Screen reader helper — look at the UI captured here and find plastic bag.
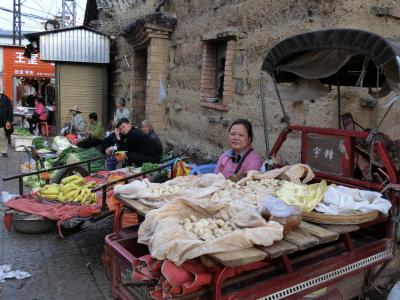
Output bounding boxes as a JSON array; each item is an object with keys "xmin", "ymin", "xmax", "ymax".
[
  {"xmin": 1, "ymin": 191, "xmax": 18, "ymax": 204},
  {"xmin": 172, "ymin": 160, "xmax": 191, "ymax": 177},
  {"xmin": 158, "ymin": 76, "xmax": 167, "ymax": 105}
]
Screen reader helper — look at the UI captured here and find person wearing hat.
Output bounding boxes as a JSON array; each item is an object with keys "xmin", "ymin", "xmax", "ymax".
[{"xmin": 70, "ymin": 105, "xmax": 86, "ymax": 137}]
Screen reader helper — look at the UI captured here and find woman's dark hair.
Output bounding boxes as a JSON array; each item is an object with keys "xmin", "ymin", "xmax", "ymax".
[
  {"xmin": 228, "ymin": 119, "xmax": 253, "ymax": 142},
  {"xmin": 116, "ymin": 118, "xmax": 130, "ymax": 128},
  {"xmin": 34, "ymin": 97, "xmax": 42, "ymax": 104},
  {"xmin": 89, "ymin": 112, "xmax": 97, "ymax": 121}
]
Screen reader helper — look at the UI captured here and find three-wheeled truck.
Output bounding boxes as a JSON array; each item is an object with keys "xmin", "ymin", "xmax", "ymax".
[{"xmin": 105, "ymin": 29, "xmax": 399, "ymax": 299}]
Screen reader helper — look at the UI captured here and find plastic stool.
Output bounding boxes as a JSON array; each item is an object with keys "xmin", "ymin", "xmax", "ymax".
[
  {"xmin": 37, "ymin": 122, "xmax": 49, "ymax": 137},
  {"xmin": 189, "ymin": 164, "xmax": 217, "ymax": 175}
]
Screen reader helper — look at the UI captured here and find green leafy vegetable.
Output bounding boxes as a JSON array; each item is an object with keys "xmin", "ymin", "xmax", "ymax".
[
  {"xmin": 14, "ymin": 127, "xmax": 32, "ymax": 136},
  {"xmin": 32, "ymin": 137, "xmax": 45, "ymax": 149}
]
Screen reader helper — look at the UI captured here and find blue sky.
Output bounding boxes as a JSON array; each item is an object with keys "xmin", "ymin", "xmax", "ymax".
[{"xmin": 0, "ymin": 0, "xmax": 87, "ymax": 32}]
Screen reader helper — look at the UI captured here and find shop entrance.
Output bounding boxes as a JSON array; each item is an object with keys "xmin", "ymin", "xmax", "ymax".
[{"xmin": 13, "ymin": 76, "xmax": 56, "ymax": 127}]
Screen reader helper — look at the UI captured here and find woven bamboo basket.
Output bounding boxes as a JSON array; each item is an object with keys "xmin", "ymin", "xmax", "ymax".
[{"xmin": 302, "ymin": 210, "xmax": 380, "ymax": 225}]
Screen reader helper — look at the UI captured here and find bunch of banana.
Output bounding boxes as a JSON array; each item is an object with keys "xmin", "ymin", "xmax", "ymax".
[
  {"xmin": 37, "ymin": 174, "xmax": 98, "ymax": 204},
  {"xmin": 38, "ymin": 184, "xmax": 60, "ymax": 200},
  {"xmin": 73, "ymin": 188, "xmax": 98, "ymax": 204},
  {"xmin": 61, "ymin": 175, "xmax": 85, "ymax": 186}
]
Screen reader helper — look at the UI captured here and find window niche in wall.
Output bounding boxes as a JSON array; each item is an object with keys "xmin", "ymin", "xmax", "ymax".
[{"xmin": 200, "ymin": 37, "xmax": 235, "ymax": 111}]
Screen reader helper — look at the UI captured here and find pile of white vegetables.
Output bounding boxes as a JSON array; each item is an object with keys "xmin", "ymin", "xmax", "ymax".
[{"xmin": 180, "ymin": 215, "xmax": 233, "ymax": 241}]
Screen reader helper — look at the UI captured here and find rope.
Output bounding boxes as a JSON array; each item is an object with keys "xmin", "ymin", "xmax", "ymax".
[
  {"xmin": 259, "ymin": 72, "xmax": 270, "ymax": 159},
  {"xmin": 272, "ymin": 73, "xmax": 290, "ymax": 126},
  {"xmin": 355, "ymin": 57, "xmax": 369, "ymax": 90},
  {"xmin": 364, "ymin": 129, "xmax": 383, "ymax": 181}
]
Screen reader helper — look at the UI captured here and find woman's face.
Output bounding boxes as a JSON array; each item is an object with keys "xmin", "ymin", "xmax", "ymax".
[
  {"xmin": 228, "ymin": 124, "xmax": 251, "ymax": 154},
  {"xmin": 116, "ymin": 102, "xmax": 122, "ymax": 109}
]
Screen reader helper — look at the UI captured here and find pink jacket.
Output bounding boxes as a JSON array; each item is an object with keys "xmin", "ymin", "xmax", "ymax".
[
  {"xmin": 35, "ymin": 103, "xmax": 47, "ymax": 121},
  {"xmin": 215, "ymin": 148, "xmax": 264, "ymax": 177}
]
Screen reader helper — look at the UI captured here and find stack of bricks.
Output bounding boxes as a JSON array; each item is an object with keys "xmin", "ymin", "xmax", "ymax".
[
  {"xmin": 146, "ymin": 35, "xmax": 170, "ymax": 137},
  {"xmin": 131, "ymin": 48, "xmax": 147, "ymax": 124},
  {"xmin": 200, "ymin": 43, "xmax": 218, "ymax": 100}
]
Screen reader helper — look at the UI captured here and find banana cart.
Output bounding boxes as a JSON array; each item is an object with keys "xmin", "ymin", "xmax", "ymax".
[{"xmin": 105, "ymin": 29, "xmax": 399, "ymax": 300}]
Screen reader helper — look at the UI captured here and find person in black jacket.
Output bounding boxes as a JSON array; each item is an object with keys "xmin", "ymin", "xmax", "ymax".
[
  {"xmin": 106, "ymin": 118, "xmax": 163, "ymax": 166},
  {"xmin": 0, "ymin": 94, "xmax": 13, "ymax": 157}
]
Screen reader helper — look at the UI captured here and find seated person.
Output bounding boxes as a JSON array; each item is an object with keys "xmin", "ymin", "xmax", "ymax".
[
  {"xmin": 215, "ymin": 118, "xmax": 263, "ymax": 177},
  {"xmin": 101, "ymin": 96, "xmax": 131, "ymax": 153},
  {"xmin": 27, "ymin": 97, "xmax": 47, "ymax": 134},
  {"xmin": 113, "ymin": 96, "xmax": 131, "ymax": 126},
  {"xmin": 106, "ymin": 118, "xmax": 162, "ymax": 166},
  {"xmin": 70, "ymin": 105, "xmax": 86, "ymax": 137},
  {"xmin": 77, "ymin": 112, "xmax": 105, "ymax": 149},
  {"xmin": 140, "ymin": 118, "xmax": 163, "ymax": 153}
]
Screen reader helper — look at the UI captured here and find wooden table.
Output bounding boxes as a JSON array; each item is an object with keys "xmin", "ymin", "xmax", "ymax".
[{"xmin": 117, "ymin": 195, "xmax": 358, "ymax": 267}]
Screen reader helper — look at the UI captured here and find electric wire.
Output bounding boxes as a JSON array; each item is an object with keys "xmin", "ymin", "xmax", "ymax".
[
  {"xmin": 0, "ymin": 6, "xmax": 49, "ymax": 20},
  {"xmin": 22, "ymin": 3, "xmax": 55, "ymax": 17},
  {"xmin": 33, "ymin": 0, "xmax": 49, "ymax": 13}
]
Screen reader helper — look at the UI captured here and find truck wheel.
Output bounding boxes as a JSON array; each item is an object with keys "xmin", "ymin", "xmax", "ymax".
[{"xmin": 51, "ymin": 166, "xmax": 89, "ymax": 184}]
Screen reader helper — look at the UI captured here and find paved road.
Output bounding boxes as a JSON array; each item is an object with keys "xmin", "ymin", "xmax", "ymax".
[{"xmin": 0, "ymin": 146, "xmax": 113, "ymax": 300}]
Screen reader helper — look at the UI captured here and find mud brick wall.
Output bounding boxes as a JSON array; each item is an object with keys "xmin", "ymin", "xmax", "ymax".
[{"xmin": 110, "ymin": 0, "xmax": 400, "ymax": 163}]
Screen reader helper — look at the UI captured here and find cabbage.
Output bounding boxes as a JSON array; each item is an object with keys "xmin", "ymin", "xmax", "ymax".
[{"xmin": 276, "ymin": 180, "xmax": 328, "ymax": 212}]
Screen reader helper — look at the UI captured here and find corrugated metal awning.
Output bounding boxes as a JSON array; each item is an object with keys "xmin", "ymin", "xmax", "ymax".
[{"xmin": 25, "ymin": 26, "xmax": 110, "ymax": 64}]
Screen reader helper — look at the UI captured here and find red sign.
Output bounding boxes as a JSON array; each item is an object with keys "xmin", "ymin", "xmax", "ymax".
[{"xmin": 3, "ymin": 46, "xmax": 55, "ymax": 99}]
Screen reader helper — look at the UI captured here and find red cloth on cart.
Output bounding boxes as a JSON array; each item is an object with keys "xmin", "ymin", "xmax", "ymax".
[
  {"xmin": 4, "ymin": 191, "xmax": 110, "ymax": 238},
  {"xmin": 132, "ymin": 255, "xmax": 268, "ymax": 299},
  {"xmin": 4, "ymin": 171, "xmax": 131, "ymax": 238}
]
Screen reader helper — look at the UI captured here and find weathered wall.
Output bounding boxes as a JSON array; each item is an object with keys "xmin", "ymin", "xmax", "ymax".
[
  {"xmin": 109, "ymin": 0, "xmax": 400, "ymax": 162},
  {"xmin": 108, "ymin": 38, "xmax": 135, "ymax": 125},
  {"xmin": 159, "ymin": 0, "xmax": 400, "ymax": 163}
]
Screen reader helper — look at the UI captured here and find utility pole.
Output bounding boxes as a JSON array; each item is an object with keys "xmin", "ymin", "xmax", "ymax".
[
  {"xmin": 62, "ymin": 0, "xmax": 76, "ymax": 28},
  {"xmin": 13, "ymin": 0, "xmax": 22, "ymax": 45}
]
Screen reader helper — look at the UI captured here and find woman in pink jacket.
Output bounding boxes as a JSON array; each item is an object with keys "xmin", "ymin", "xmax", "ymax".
[
  {"xmin": 28, "ymin": 97, "xmax": 47, "ymax": 134},
  {"xmin": 215, "ymin": 119, "xmax": 264, "ymax": 178}
]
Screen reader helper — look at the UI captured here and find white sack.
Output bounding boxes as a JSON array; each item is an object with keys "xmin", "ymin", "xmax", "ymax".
[{"xmin": 316, "ymin": 185, "xmax": 392, "ymax": 215}]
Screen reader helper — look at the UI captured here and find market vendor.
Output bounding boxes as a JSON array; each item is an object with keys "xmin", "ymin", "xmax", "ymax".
[
  {"xmin": 27, "ymin": 97, "xmax": 47, "ymax": 134},
  {"xmin": 112, "ymin": 96, "xmax": 131, "ymax": 126},
  {"xmin": 215, "ymin": 119, "xmax": 263, "ymax": 177},
  {"xmin": 106, "ymin": 118, "xmax": 162, "ymax": 166},
  {"xmin": 70, "ymin": 105, "xmax": 86, "ymax": 137},
  {"xmin": 101, "ymin": 96, "xmax": 131, "ymax": 153},
  {"xmin": 76, "ymin": 112, "xmax": 105, "ymax": 148}
]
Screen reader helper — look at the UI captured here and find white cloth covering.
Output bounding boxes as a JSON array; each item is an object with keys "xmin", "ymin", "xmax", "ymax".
[{"xmin": 316, "ymin": 185, "xmax": 392, "ymax": 215}]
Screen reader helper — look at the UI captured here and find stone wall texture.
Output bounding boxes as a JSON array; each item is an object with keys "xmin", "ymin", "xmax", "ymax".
[{"xmin": 110, "ymin": 0, "xmax": 400, "ymax": 163}]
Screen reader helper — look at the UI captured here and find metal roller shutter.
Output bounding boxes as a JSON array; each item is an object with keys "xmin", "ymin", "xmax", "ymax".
[{"xmin": 58, "ymin": 63, "xmax": 104, "ymax": 129}]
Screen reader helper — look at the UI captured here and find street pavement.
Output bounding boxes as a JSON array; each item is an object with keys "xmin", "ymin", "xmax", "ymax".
[{"xmin": 0, "ymin": 146, "xmax": 113, "ymax": 300}]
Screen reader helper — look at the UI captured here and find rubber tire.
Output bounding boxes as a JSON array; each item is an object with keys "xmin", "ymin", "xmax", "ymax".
[
  {"xmin": 51, "ymin": 165, "xmax": 89, "ymax": 184},
  {"xmin": 60, "ymin": 219, "xmax": 85, "ymax": 234}
]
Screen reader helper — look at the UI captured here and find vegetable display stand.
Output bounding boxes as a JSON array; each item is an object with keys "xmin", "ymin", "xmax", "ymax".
[{"xmin": 12, "ymin": 134, "xmax": 36, "ymax": 151}]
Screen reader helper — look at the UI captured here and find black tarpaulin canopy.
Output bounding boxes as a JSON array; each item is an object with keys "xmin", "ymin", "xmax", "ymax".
[
  {"xmin": 260, "ymin": 29, "xmax": 400, "ymax": 102},
  {"xmin": 258, "ymin": 29, "xmax": 400, "ymax": 155}
]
